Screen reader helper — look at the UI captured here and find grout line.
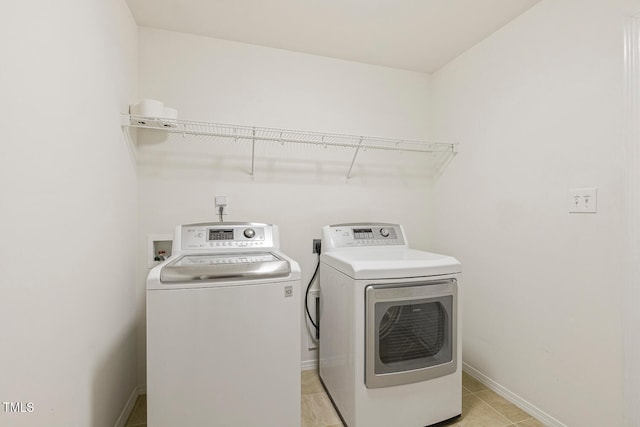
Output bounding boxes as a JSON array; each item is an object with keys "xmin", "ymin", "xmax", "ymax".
[
  {"xmin": 467, "ymin": 390, "xmax": 516, "ymax": 427},
  {"xmin": 471, "ymin": 389, "xmax": 539, "ymax": 425},
  {"xmin": 463, "ymin": 363, "xmax": 562, "ymax": 427}
]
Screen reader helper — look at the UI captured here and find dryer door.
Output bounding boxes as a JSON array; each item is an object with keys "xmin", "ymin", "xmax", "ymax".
[{"xmin": 365, "ymin": 279, "xmax": 457, "ymax": 388}]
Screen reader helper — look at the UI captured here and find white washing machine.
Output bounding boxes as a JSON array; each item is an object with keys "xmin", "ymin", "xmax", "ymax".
[
  {"xmin": 147, "ymin": 222, "xmax": 301, "ymax": 427},
  {"xmin": 319, "ymin": 223, "xmax": 462, "ymax": 427}
]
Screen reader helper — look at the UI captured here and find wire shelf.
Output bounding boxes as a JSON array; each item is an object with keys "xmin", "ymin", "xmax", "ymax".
[{"xmin": 123, "ymin": 114, "xmax": 457, "ymax": 178}]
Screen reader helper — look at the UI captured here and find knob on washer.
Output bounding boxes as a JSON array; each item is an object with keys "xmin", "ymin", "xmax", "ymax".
[
  {"xmin": 244, "ymin": 228, "xmax": 256, "ymax": 238},
  {"xmin": 380, "ymin": 228, "xmax": 390, "ymax": 237}
]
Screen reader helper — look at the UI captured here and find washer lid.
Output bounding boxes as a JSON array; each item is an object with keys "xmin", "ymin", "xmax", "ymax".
[
  {"xmin": 321, "ymin": 248, "xmax": 461, "ymax": 280},
  {"xmin": 160, "ymin": 252, "xmax": 291, "ymax": 283}
]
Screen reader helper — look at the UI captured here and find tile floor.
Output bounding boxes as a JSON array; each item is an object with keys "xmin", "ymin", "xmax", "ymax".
[
  {"xmin": 125, "ymin": 394, "xmax": 146, "ymax": 427},
  {"xmin": 125, "ymin": 370, "xmax": 545, "ymax": 427}
]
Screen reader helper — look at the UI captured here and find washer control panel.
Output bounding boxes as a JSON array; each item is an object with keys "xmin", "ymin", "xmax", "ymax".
[
  {"xmin": 324, "ymin": 223, "xmax": 406, "ymax": 248},
  {"xmin": 180, "ymin": 223, "xmax": 273, "ymax": 250}
]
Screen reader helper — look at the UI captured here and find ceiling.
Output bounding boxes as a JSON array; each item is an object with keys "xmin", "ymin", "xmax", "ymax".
[{"xmin": 125, "ymin": 0, "xmax": 541, "ymax": 73}]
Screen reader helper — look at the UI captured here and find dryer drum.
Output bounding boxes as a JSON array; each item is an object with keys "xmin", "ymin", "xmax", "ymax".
[{"xmin": 378, "ymin": 302, "xmax": 446, "ymax": 364}]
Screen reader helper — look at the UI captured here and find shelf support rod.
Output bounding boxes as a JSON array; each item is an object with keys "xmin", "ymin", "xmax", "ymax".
[
  {"xmin": 347, "ymin": 138, "xmax": 364, "ymax": 179},
  {"xmin": 250, "ymin": 127, "xmax": 256, "ymax": 176}
]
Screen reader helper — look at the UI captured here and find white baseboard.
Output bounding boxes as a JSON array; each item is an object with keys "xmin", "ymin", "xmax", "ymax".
[
  {"xmin": 463, "ymin": 362, "xmax": 566, "ymax": 427},
  {"xmin": 114, "ymin": 385, "xmax": 144, "ymax": 427},
  {"xmin": 301, "ymin": 359, "xmax": 318, "ymax": 371}
]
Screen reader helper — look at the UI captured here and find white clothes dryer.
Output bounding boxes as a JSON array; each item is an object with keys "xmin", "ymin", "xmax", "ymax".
[
  {"xmin": 319, "ymin": 223, "xmax": 462, "ymax": 427},
  {"xmin": 147, "ymin": 222, "xmax": 301, "ymax": 427}
]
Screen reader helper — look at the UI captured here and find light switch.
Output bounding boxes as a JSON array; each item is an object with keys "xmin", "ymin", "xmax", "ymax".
[{"xmin": 568, "ymin": 188, "xmax": 597, "ymax": 213}]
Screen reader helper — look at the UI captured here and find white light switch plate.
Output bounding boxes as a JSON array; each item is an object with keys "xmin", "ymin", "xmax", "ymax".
[{"xmin": 568, "ymin": 188, "xmax": 597, "ymax": 213}]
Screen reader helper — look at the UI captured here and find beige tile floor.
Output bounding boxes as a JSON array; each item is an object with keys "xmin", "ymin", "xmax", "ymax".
[
  {"xmin": 125, "ymin": 394, "xmax": 146, "ymax": 427},
  {"xmin": 126, "ymin": 370, "xmax": 545, "ymax": 427}
]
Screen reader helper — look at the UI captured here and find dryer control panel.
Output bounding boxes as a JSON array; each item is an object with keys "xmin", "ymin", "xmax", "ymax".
[
  {"xmin": 322, "ymin": 223, "xmax": 406, "ymax": 249},
  {"xmin": 177, "ymin": 222, "xmax": 276, "ymax": 251}
]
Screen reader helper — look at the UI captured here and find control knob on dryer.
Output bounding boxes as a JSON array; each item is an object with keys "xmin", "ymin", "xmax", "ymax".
[
  {"xmin": 244, "ymin": 228, "xmax": 256, "ymax": 238},
  {"xmin": 380, "ymin": 228, "xmax": 390, "ymax": 237}
]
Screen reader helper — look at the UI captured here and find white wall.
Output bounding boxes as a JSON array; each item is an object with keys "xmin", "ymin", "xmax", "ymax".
[
  {"xmin": 624, "ymin": 12, "xmax": 640, "ymax": 427},
  {"xmin": 0, "ymin": 1, "xmax": 138, "ymax": 426},
  {"xmin": 135, "ymin": 27, "xmax": 435, "ymax": 382},
  {"xmin": 430, "ymin": 0, "xmax": 639, "ymax": 425}
]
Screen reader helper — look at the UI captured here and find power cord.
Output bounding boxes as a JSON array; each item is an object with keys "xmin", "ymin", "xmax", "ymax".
[{"xmin": 305, "ymin": 247, "xmax": 321, "ymax": 339}]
